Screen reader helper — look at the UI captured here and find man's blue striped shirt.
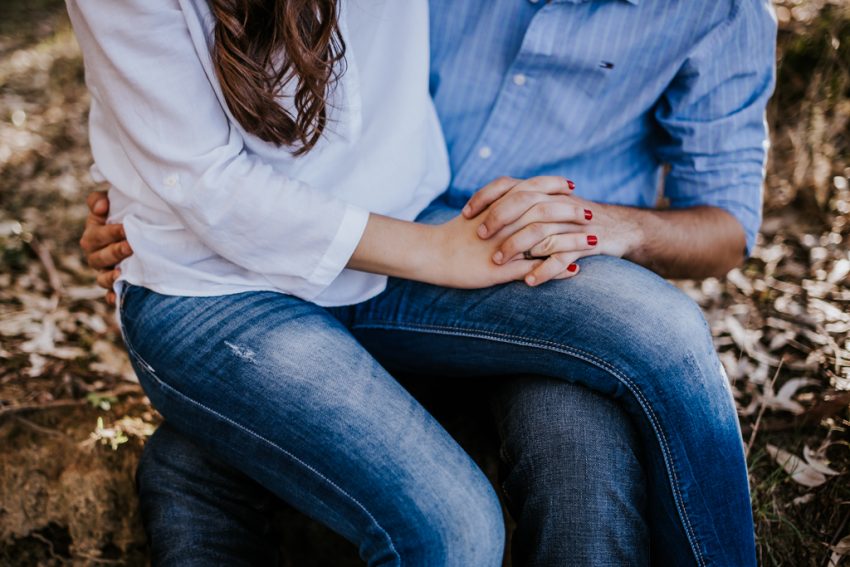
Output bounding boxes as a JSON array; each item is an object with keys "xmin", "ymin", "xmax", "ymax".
[{"xmin": 429, "ymin": 0, "xmax": 777, "ymax": 252}]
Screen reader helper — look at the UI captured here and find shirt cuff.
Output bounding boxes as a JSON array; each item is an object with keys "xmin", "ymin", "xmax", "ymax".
[{"xmin": 303, "ymin": 203, "xmax": 371, "ymax": 299}]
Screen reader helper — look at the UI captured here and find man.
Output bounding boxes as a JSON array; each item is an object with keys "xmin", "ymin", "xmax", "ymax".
[{"xmin": 80, "ymin": 1, "xmax": 776, "ymax": 565}]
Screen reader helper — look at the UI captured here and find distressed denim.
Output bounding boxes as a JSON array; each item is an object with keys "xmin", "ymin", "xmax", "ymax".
[
  {"xmin": 136, "ymin": 375, "xmax": 649, "ymax": 567},
  {"xmin": 121, "ymin": 201, "xmax": 754, "ymax": 567}
]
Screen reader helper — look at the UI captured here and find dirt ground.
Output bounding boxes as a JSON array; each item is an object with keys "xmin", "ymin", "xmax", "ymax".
[{"xmin": 1, "ymin": 1, "xmax": 849, "ymax": 565}]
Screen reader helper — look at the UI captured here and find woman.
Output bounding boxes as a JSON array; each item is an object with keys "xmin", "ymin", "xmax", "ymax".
[{"xmin": 68, "ymin": 0, "xmax": 755, "ymax": 565}]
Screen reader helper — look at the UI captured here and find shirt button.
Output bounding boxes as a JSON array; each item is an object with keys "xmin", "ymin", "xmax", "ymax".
[
  {"xmin": 513, "ymin": 73, "xmax": 527, "ymax": 86},
  {"xmin": 164, "ymin": 174, "xmax": 178, "ymax": 187},
  {"xmin": 478, "ymin": 146, "xmax": 493, "ymax": 159}
]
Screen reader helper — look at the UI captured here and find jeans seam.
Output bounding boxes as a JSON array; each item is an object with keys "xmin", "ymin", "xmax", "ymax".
[
  {"xmin": 123, "ymin": 340, "xmax": 402, "ymax": 565},
  {"xmin": 353, "ymin": 320, "xmax": 706, "ymax": 567}
]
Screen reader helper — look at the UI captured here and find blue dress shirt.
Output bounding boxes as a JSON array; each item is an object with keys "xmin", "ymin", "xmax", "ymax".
[{"xmin": 429, "ymin": 0, "xmax": 777, "ymax": 253}]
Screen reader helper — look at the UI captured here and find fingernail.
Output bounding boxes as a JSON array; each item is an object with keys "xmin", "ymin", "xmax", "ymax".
[
  {"xmin": 567, "ymin": 264, "xmax": 578, "ymax": 273},
  {"xmin": 526, "ymin": 275, "xmax": 536, "ymax": 286},
  {"xmin": 566, "ymin": 179, "xmax": 575, "ymax": 190},
  {"xmin": 121, "ymin": 242, "xmax": 132, "ymax": 255},
  {"xmin": 477, "ymin": 224, "xmax": 488, "ymax": 237},
  {"xmin": 584, "ymin": 209, "xmax": 593, "ymax": 221},
  {"xmin": 492, "ymin": 251, "xmax": 503, "ymax": 264},
  {"xmin": 462, "ymin": 205, "xmax": 472, "ymax": 217},
  {"xmin": 587, "ymin": 235, "xmax": 598, "ymax": 246}
]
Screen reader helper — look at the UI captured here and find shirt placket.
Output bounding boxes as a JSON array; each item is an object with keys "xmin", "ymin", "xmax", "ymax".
[{"xmin": 450, "ymin": 4, "xmax": 560, "ymax": 196}]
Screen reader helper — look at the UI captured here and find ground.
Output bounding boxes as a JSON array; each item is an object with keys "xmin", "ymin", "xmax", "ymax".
[{"xmin": 0, "ymin": 1, "xmax": 848, "ymax": 565}]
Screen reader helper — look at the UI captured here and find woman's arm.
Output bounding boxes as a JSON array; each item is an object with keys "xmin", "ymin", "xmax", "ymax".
[{"xmin": 349, "ymin": 213, "xmax": 540, "ymax": 289}]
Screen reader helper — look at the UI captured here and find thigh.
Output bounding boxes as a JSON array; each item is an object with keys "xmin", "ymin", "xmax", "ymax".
[
  {"xmin": 120, "ymin": 286, "xmax": 504, "ymax": 567},
  {"xmin": 350, "ymin": 255, "xmax": 752, "ymax": 566}
]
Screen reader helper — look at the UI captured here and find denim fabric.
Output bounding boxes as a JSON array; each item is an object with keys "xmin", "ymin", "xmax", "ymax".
[
  {"xmin": 122, "ymin": 202, "xmax": 754, "ymax": 567},
  {"xmin": 137, "ymin": 376, "xmax": 649, "ymax": 567}
]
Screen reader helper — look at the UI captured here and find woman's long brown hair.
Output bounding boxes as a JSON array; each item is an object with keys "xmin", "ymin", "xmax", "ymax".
[{"xmin": 209, "ymin": 0, "xmax": 345, "ymax": 155}]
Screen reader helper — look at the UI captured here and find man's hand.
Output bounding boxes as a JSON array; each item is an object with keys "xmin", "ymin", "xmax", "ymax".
[
  {"xmin": 463, "ymin": 177, "xmax": 613, "ymax": 285},
  {"xmin": 80, "ymin": 191, "xmax": 132, "ymax": 305},
  {"xmin": 464, "ymin": 178, "xmax": 746, "ymax": 281}
]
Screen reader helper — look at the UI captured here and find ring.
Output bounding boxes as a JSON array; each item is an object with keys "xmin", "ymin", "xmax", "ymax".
[{"xmin": 523, "ymin": 250, "xmax": 548, "ymax": 260}]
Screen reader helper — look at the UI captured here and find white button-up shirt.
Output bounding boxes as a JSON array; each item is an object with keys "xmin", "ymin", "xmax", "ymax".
[{"xmin": 67, "ymin": 0, "xmax": 450, "ymax": 306}]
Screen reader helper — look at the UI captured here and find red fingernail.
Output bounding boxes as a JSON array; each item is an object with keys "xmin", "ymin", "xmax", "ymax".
[
  {"xmin": 567, "ymin": 264, "xmax": 578, "ymax": 273},
  {"xmin": 584, "ymin": 209, "xmax": 593, "ymax": 221},
  {"xmin": 566, "ymin": 179, "xmax": 575, "ymax": 190},
  {"xmin": 587, "ymin": 235, "xmax": 598, "ymax": 246}
]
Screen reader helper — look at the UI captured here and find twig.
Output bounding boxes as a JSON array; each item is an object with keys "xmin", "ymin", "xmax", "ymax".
[
  {"xmin": 822, "ymin": 508, "xmax": 850, "ymax": 567},
  {"xmin": 746, "ymin": 358, "xmax": 784, "ymax": 458},
  {"xmin": 73, "ymin": 551, "xmax": 123, "ymax": 565},
  {"xmin": 0, "ymin": 399, "xmax": 85, "ymax": 418},
  {"xmin": 0, "ymin": 385, "xmax": 144, "ymax": 418},
  {"xmin": 28, "ymin": 234, "xmax": 64, "ymax": 305},
  {"xmin": 14, "ymin": 415, "xmax": 67, "ymax": 437},
  {"xmin": 30, "ymin": 532, "xmax": 70, "ymax": 565}
]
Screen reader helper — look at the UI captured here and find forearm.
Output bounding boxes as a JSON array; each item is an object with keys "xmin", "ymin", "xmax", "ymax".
[
  {"xmin": 607, "ymin": 204, "xmax": 747, "ymax": 279},
  {"xmin": 348, "ymin": 213, "xmax": 439, "ymax": 282}
]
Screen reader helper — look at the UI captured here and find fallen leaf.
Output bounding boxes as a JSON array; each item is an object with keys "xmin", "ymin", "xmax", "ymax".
[
  {"xmin": 802, "ymin": 445, "xmax": 841, "ymax": 476},
  {"xmin": 829, "ymin": 534, "xmax": 850, "ymax": 567},
  {"xmin": 766, "ymin": 444, "xmax": 829, "ymax": 488}
]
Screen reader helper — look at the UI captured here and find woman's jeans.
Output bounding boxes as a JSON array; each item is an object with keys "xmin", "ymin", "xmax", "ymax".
[{"xmin": 119, "ymin": 207, "xmax": 755, "ymax": 567}]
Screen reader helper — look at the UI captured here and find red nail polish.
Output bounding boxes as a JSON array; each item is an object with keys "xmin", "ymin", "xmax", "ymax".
[
  {"xmin": 584, "ymin": 209, "xmax": 593, "ymax": 221},
  {"xmin": 587, "ymin": 235, "xmax": 598, "ymax": 246},
  {"xmin": 566, "ymin": 179, "xmax": 576, "ymax": 190},
  {"xmin": 567, "ymin": 264, "xmax": 578, "ymax": 273}
]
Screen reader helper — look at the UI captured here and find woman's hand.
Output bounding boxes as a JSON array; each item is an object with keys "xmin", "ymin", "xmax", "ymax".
[
  {"xmin": 348, "ymin": 212, "xmax": 542, "ymax": 289},
  {"xmin": 427, "ymin": 213, "xmax": 544, "ymax": 289},
  {"xmin": 460, "ymin": 176, "xmax": 598, "ymax": 285}
]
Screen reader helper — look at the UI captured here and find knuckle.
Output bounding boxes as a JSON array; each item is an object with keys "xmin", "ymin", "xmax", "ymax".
[
  {"xmin": 536, "ymin": 202, "xmax": 555, "ymax": 218},
  {"xmin": 488, "ymin": 208, "xmax": 506, "ymax": 227},
  {"xmin": 540, "ymin": 235, "xmax": 556, "ymax": 255},
  {"xmin": 528, "ymin": 222, "xmax": 545, "ymax": 239}
]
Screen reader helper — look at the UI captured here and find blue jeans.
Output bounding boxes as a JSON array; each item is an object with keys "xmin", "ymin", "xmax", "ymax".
[
  {"xmin": 136, "ymin": 377, "xmax": 648, "ymax": 567},
  {"xmin": 121, "ymin": 202, "xmax": 754, "ymax": 567}
]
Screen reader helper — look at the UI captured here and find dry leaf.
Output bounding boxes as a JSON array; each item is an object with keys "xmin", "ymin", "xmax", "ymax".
[
  {"xmin": 802, "ymin": 445, "xmax": 841, "ymax": 476},
  {"xmin": 766, "ymin": 444, "xmax": 829, "ymax": 488},
  {"xmin": 829, "ymin": 534, "xmax": 850, "ymax": 567}
]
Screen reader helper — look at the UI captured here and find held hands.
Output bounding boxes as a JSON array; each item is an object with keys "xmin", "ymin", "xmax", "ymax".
[
  {"xmin": 462, "ymin": 176, "xmax": 640, "ymax": 286},
  {"xmin": 78, "ymin": 175, "xmax": 639, "ymax": 305}
]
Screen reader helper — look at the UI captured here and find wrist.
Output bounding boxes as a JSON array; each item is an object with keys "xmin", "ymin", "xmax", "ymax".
[
  {"xmin": 348, "ymin": 214, "xmax": 443, "ymax": 283},
  {"xmin": 601, "ymin": 204, "xmax": 645, "ymax": 259}
]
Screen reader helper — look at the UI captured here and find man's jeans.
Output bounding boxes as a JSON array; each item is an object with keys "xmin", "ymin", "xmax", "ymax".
[{"xmin": 120, "ymin": 202, "xmax": 755, "ymax": 567}]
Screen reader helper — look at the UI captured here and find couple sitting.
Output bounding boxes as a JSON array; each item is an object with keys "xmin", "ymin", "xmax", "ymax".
[{"xmin": 71, "ymin": 0, "xmax": 776, "ymax": 565}]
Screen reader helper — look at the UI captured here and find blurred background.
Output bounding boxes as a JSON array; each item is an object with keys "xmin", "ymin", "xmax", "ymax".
[{"xmin": 0, "ymin": 1, "xmax": 848, "ymax": 565}]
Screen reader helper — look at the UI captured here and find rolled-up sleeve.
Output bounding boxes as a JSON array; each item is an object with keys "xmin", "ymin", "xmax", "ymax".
[
  {"xmin": 654, "ymin": 0, "xmax": 777, "ymax": 254},
  {"xmin": 67, "ymin": 0, "xmax": 369, "ymax": 300}
]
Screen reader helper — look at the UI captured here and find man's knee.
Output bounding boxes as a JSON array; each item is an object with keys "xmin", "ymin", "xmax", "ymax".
[
  {"xmin": 492, "ymin": 377, "xmax": 645, "ymax": 495},
  {"xmin": 527, "ymin": 256, "xmax": 715, "ymax": 373}
]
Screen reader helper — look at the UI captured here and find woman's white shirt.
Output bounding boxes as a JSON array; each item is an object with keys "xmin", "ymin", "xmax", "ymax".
[{"xmin": 66, "ymin": 0, "xmax": 450, "ymax": 306}]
